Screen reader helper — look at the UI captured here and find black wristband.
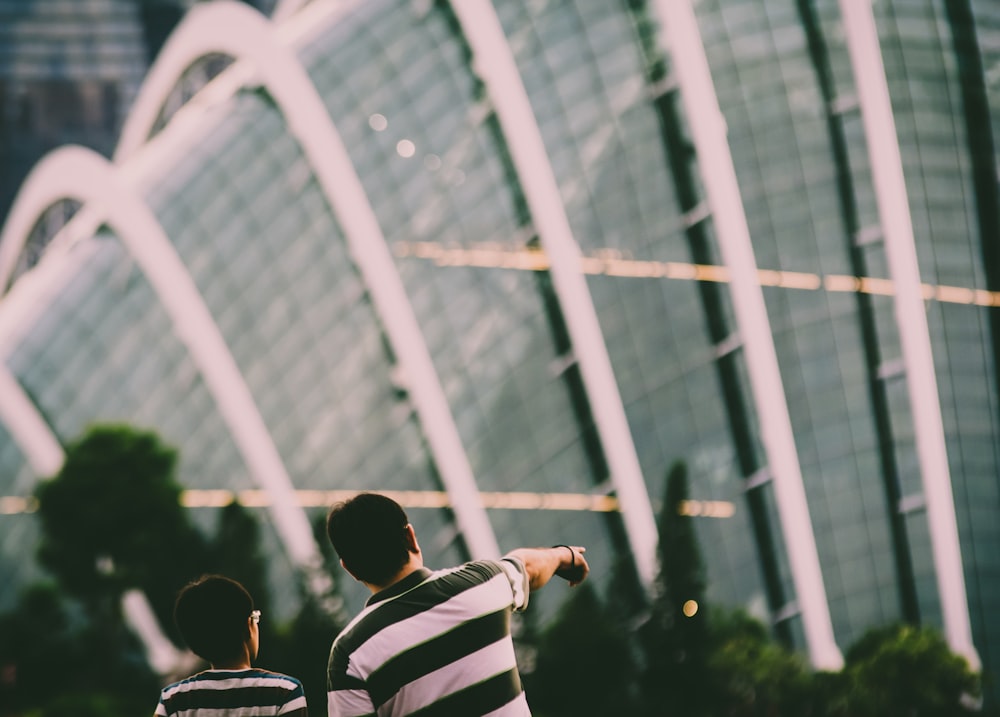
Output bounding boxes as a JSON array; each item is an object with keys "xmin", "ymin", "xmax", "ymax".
[
  {"xmin": 552, "ymin": 545, "xmax": 583, "ymax": 582},
  {"xmin": 552, "ymin": 544, "xmax": 575, "ymax": 567}
]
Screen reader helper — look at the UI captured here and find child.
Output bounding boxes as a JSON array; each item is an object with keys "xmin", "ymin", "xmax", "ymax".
[{"xmin": 154, "ymin": 574, "xmax": 308, "ymax": 716}]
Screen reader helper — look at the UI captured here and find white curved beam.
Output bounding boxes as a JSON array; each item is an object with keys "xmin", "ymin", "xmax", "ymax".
[
  {"xmin": 652, "ymin": 0, "xmax": 843, "ymax": 669},
  {"xmin": 0, "ymin": 202, "xmax": 102, "ymax": 312},
  {"xmin": 838, "ymin": 0, "xmax": 979, "ymax": 671},
  {"xmin": 122, "ymin": 589, "xmax": 196, "ymax": 675},
  {"xmin": 0, "ymin": 145, "xmax": 340, "ymax": 615},
  {"xmin": 0, "ymin": 364, "xmax": 63, "ymax": 479},
  {"xmin": 0, "ymin": 360, "xmax": 184, "ymax": 674},
  {"xmin": 271, "ymin": 0, "xmax": 308, "ymax": 24},
  {"xmin": 0, "ymin": 185, "xmax": 78, "ymax": 296},
  {"xmin": 116, "ymin": 1, "xmax": 500, "ymax": 560},
  {"xmin": 447, "ymin": 0, "xmax": 659, "ymax": 589}
]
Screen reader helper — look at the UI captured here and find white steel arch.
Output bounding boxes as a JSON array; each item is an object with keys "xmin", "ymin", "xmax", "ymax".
[
  {"xmin": 838, "ymin": 0, "xmax": 979, "ymax": 670},
  {"xmin": 447, "ymin": 0, "xmax": 659, "ymax": 589},
  {"xmin": 652, "ymin": 0, "xmax": 843, "ymax": 669},
  {"xmin": 115, "ymin": 0, "xmax": 500, "ymax": 559},
  {"xmin": 0, "ymin": 364, "xmax": 63, "ymax": 480},
  {"xmin": 0, "ymin": 364, "xmax": 185, "ymax": 675},
  {"xmin": 271, "ymin": 0, "xmax": 308, "ymax": 24},
  {"xmin": 0, "ymin": 145, "xmax": 341, "ymax": 616}
]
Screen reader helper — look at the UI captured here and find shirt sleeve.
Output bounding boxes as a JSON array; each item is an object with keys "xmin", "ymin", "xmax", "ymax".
[
  {"xmin": 499, "ymin": 556, "xmax": 530, "ymax": 612},
  {"xmin": 327, "ymin": 680, "xmax": 374, "ymax": 717},
  {"xmin": 154, "ymin": 688, "xmax": 169, "ymax": 716},
  {"xmin": 328, "ymin": 644, "xmax": 375, "ymax": 717},
  {"xmin": 279, "ymin": 680, "xmax": 309, "ymax": 716}
]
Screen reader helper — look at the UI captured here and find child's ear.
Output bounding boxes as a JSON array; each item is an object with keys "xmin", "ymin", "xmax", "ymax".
[{"xmin": 247, "ymin": 619, "xmax": 260, "ymax": 661}]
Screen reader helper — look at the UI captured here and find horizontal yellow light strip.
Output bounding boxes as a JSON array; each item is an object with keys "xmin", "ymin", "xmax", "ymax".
[
  {"xmin": 394, "ymin": 241, "xmax": 1000, "ymax": 308},
  {"xmin": 183, "ymin": 489, "xmax": 625, "ymax": 512},
  {"xmin": 677, "ymin": 499, "xmax": 736, "ymax": 518},
  {"xmin": 0, "ymin": 496, "xmax": 37, "ymax": 514},
  {"xmin": 181, "ymin": 489, "xmax": 731, "ymax": 517},
  {"xmin": 0, "ymin": 491, "xmax": 734, "ymax": 518}
]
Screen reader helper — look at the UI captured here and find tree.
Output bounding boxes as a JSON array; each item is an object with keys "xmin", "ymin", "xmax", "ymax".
[
  {"xmin": 211, "ymin": 499, "xmax": 273, "ymax": 627},
  {"xmin": 701, "ymin": 608, "xmax": 815, "ymax": 717},
  {"xmin": 0, "ymin": 582, "xmax": 158, "ymax": 717},
  {"xmin": 262, "ymin": 510, "xmax": 348, "ymax": 713},
  {"xmin": 20, "ymin": 423, "xmax": 353, "ymax": 714},
  {"xmin": 639, "ymin": 461, "xmax": 711, "ymax": 716},
  {"xmin": 527, "ymin": 585, "xmax": 640, "ymax": 716},
  {"xmin": 267, "ymin": 594, "xmax": 343, "ymax": 714},
  {"xmin": 33, "ymin": 423, "xmax": 212, "ymax": 634},
  {"xmin": 0, "ymin": 583, "xmax": 78, "ymax": 715},
  {"xmin": 843, "ymin": 624, "xmax": 980, "ymax": 717}
]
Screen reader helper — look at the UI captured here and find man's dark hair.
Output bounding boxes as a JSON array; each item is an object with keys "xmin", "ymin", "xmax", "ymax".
[
  {"xmin": 326, "ymin": 493, "xmax": 411, "ymax": 586},
  {"xmin": 174, "ymin": 574, "xmax": 254, "ymax": 665}
]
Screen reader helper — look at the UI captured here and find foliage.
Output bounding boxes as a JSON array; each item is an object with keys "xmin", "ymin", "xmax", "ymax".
[
  {"xmin": 842, "ymin": 624, "xmax": 980, "ymax": 717},
  {"xmin": 639, "ymin": 461, "xmax": 711, "ymax": 716},
  {"xmin": 33, "ymin": 423, "xmax": 212, "ymax": 633},
  {"xmin": 701, "ymin": 608, "xmax": 815, "ymax": 717},
  {"xmin": 30, "ymin": 692, "xmax": 135, "ymax": 717},
  {"xmin": 212, "ymin": 500, "xmax": 274, "ymax": 631},
  {"xmin": 0, "ymin": 583, "xmax": 76, "ymax": 715},
  {"xmin": 267, "ymin": 594, "xmax": 344, "ymax": 714},
  {"xmin": 526, "ymin": 584, "xmax": 640, "ymax": 717},
  {"xmin": 0, "ymin": 583, "xmax": 157, "ymax": 717},
  {"xmin": 260, "ymin": 513, "xmax": 347, "ymax": 713}
]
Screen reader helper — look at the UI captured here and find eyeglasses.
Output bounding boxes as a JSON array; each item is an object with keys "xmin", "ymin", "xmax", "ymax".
[{"xmin": 250, "ymin": 610, "xmax": 261, "ymax": 625}]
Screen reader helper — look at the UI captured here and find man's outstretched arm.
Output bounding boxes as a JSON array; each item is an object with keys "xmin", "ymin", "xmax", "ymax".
[{"xmin": 504, "ymin": 545, "xmax": 589, "ymax": 591}]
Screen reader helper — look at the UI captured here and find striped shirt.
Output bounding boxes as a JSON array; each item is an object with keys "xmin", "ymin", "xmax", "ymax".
[
  {"xmin": 327, "ymin": 558, "xmax": 531, "ymax": 717},
  {"xmin": 155, "ymin": 668, "xmax": 308, "ymax": 717}
]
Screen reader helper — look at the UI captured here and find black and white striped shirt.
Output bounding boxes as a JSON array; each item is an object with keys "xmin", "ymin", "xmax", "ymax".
[
  {"xmin": 155, "ymin": 668, "xmax": 308, "ymax": 716},
  {"xmin": 327, "ymin": 558, "xmax": 531, "ymax": 717}
]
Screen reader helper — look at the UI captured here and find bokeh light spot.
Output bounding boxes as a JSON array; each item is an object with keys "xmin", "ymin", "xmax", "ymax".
[{"xmin": 397, "ymin": 139, "xmax": 416, "ymax": 158}]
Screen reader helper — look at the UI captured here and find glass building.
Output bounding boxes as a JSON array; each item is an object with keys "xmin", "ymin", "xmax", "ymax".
[{"xmin": 1, "ymin": 0, "xmax": 998, "ymax": 701}]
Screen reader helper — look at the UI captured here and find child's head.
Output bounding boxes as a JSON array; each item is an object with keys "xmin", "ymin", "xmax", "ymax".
[{"xmin": 174, "ymin": 575, "xmax": 258, "ymax": 666}]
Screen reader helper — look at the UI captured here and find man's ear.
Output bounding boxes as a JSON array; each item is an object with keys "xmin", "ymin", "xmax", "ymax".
[
  {"xmin": 340, "ymin": 558, "xmax": 361, "ymax": 582},
  {"xmin": 404, "ymin": 523, "xmax": 420, "ymax": 554}
]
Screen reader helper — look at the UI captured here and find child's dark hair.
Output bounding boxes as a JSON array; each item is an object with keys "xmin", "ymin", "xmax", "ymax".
[
  {"xmin": 326, "ymin": 492, "xmax": 411, "ymax": 585},
  {"xmin": 174, "ymin": 574, "xmax": 254, "ymax": 665}
]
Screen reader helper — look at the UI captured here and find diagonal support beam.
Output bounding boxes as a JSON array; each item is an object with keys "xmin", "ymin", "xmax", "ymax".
[
  {"xmin": 0, "ymin": 364, "xmax": 63, "ymax": 480},
  {"xmin": 0, "ymin": 144, "xmax": 343, "ymax": 620},
  {"xmin": 113, "ymin": 0, "xmax": 500, "ymax": 559},
  {"xmin": 838, "ymin": 0, "xmax": 979, "ymax": 671},
  {"xmin": 445, "ymin": 0, "xmax": 659, "ymax": 588},
  {"xmin": 652, "ymin": 0, "xmax": 842, "ymax": 669}
]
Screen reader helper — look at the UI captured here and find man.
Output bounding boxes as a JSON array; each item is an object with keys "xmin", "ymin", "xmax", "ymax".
[
  {"xmin": 325, "ymin": 492, "xmax": 589, "ymax": 717},
  {"xmin": 155, "ymin": 574, "xmax": 308, "ymax": 717}
]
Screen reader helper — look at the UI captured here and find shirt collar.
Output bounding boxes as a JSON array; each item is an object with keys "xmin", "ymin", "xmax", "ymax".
[{"xmin": 366, "ymin": 567, "xmax": 432, "ymax": 607}]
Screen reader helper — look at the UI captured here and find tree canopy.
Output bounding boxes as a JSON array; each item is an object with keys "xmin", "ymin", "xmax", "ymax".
[{"xmin": 33, "ymin": 423, "xmax": 212, "ymax": 633}]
